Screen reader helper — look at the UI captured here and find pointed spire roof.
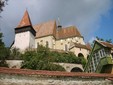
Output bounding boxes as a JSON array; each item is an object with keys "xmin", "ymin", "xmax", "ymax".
[{"xmin": 17, "ymin": 10, "xmax": 32, "ymax": 28}]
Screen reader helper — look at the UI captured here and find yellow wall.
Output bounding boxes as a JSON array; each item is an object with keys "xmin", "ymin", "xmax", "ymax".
[
  {"xmin": 35, "ymin": 36, "xmax": 55, "ymax": 49},
  {"xmin": 70, "ymin": 47, "xmax": 89, "ymax": 59},
  {"xmin": 35, "ymin": 36, "xmax": 89, "ymax": 59}
]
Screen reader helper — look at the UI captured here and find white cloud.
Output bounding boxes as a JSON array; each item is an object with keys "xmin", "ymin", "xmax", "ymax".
[
  {"xmin": 89, "ymin": 37, "xmax": 96, "ymax": 44},
  {"xmin": 0, "ymin": 0, "xmax": 113, "ymax": 46}
]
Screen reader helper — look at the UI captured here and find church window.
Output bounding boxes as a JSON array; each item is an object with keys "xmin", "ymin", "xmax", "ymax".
[
  {"xmin": 46, "ymin": 41, "xmax": 49, "ymax": 48},
  {"xmin": 65, "ymin": 44, "xmax": 68, "ymax": 51}
]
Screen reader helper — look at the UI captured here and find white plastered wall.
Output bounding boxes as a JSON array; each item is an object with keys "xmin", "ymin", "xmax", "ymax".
[{"xmin": 12, "ymin": 31, "xmax": 35, "ymax": 51}]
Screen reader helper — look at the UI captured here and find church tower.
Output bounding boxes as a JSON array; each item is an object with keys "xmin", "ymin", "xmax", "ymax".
[{"xmin": 12, "ymin": 10, "xmax": 36, "ymax": 51}]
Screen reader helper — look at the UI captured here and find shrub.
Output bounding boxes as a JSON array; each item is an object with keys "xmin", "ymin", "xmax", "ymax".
[{"xmin": 22, "ymin": 45, "xmax": 86, "ymax": 70}]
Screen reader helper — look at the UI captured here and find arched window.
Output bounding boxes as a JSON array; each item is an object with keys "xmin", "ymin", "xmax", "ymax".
[
  {"xmin": 65, "ymin": 44, "xmax": 68, "ymax": 51},
  {"xmin": 46, "ymin": 41, "xmax": 49, "ymax": 48}
]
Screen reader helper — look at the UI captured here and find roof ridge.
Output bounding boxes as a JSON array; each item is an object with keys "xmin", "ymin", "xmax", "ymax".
[{"xmin": 33, "ymin": 20, "xmax": 56, "ymax": 27}]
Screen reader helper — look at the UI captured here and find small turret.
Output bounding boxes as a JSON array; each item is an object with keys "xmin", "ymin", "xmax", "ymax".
[{"xmin": 57, "ymin": 17, "xmax": 62, "ymax": 30}]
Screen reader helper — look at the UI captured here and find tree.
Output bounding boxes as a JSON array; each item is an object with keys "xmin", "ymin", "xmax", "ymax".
[
  {"xmin": 96, "ymin": 36, "xmax": 104, "ymax": 41},
  {"xmin": 9, "ymin": 47, "xmax": 22, "ymax": 60},
  {"xmin": 22, "ymin": 45, "xmax": 86, "ymax": 71},
  {"xmin": 0, "ymin": 0, "xmax": 8, "ymax": 13},
  {"xmin": 106, "ymin": 39, "xmax": 112, "ymax": 43},
  {"xmin": 0, "ymin": 33, "xmax": 8, "ymax": 67},
  {"xmin": 21, "ymin": 46, "xmax": 65, "ymax": 71},
  {"xmin": 96, "ymin": 36, "xmax": 112, "ymax": 43}
]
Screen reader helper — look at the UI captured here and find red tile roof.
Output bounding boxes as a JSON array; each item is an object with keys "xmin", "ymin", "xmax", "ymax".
[
  {"xmin": 34, "ymin": 20, "xmax": 56, "ymax": 38},
  {"xmin": 17, "ymin": 10, "xmax": 32, "ymax": 28},
  {"xmin": 34, "ymin": 21, "xmax": 82, "ymax": 39},
  {"xmin": 70, "ymin": 42, "xmax": 91, "ymax": 51},
  {"xmin": 0, "ymin": 67, "xmax": 113, "ymax": 79},
  {"xmin": 96, "ymin": 40, "xmax": 113, "ymax": 48},
  {"xmin": 56, "ymin": 26, "xmax": 82, "ymax": 39},
  {"xmin": 16, "ymin": 10, "xmax": 82, "ymax": 39},
  {"xmin": 100, "ymin": 41, "xmax": 113, "ymax": 48},
  {"xmin": 86, "ymin": 43, "xmax": 92, "ymax": 51}
]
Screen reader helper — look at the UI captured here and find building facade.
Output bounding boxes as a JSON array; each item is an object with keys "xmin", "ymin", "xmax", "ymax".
[
  {"xmin": 85, "ymin": 40, "xmax": 113, "ymax": 74},
  {"xmin": 12, "ymin": 10, "xmax": 91, "ymax": 59}
]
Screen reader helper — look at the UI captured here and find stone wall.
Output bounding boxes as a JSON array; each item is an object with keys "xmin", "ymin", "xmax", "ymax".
[
  {"xmin": 0, "ymin": 67, "xmax": 113, "ymax": 85},
  {"xmin": 5, "ymin": 60, "xmax": 84, "ymax": 72},
  {"xmin": 54, "ymin": 63, "xmax": 84, "ymax": 72},
  {"xmin": 0, "ymin": 73, "xmax": 113, "ymax": 85},
  {"xmin": 6, "ymin": 60, "xmax": 23, "ymax": 68}
]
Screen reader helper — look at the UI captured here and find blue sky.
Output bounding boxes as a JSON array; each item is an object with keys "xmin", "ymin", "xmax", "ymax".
[
  {"xmin": 0, "ymin": 0, "xmax": 113, "ymax": 47},
  {"xmin": 94, "ymin": 9, "xmax": 113, "ymax": 42}
]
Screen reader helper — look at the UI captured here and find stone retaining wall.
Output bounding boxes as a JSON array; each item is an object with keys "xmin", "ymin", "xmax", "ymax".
[
  {"xmin": 0, "ymin": 67, "xmax": 113, "ymax": 85},
  {"xmin": 0, "ymin": 73, "xmax": 113, "ymax": 85}
]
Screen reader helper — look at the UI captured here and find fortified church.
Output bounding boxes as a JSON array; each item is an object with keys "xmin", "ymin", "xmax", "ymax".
[{"xmin": 12, "ymin": 10, "xmax": 91, "ymax": 59}]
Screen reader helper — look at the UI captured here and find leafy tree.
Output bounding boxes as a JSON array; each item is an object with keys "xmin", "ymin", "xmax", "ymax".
[
  {"xmin": 21, "ymin": 50, "xmax": 65, "ymax": 71},
  {"xmin": 22, "ymin": 45, "xmax": 86, "ymax": 71},
  {"xmin": 106, "ymin": 39, "xmax": 112, "ymax": 43},
  {"xmin": 0, "ymin": 33, "xmax": 8, "ymax": 67},
  {"xmin": 96, "ymin": 36, "xmax": 112, "ymax": 43},
  {"xmin": 0, "ymin": 0, "xmax": 8, "ymax": 13}
]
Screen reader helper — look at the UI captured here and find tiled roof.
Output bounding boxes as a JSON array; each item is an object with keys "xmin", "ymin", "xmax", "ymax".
[
  {"xmin": 17, "ymin": 10, "xmax": 32, "ymax": 28},
  {"xmin": 96, "ymin": 40, "xmax": 113, "ymax": 49},
  {"xmin": 0, "ymin": 67, "xmax": 113, "ymax": 78},
  {"xmin": 100, "ymin": 41, "xmax": 113, "ymax": 48},
  {"xmin": 33, "ymin": 21, "xmax": 82, "ymax": 39},
  {"xmin": 86, "ymin": 43, "xmax": 92, "ymax": 51},
  {"xmin": 56, "ymin": 26, "xmax": 82, "ymax": 39},
  {"xmin": 16, "ymin": 10, "xmax": 82, "ymax": 39},
  {"xmin": 33, "ymin": 20, "xmax": 56, "ymax": 38},
  {"xmin": 70, "ymin": 42, "xmax": 91, "ymax": 50}
]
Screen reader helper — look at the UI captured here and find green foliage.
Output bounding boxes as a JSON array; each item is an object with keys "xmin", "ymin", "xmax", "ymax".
[
  {"xmin": 0, "ymin": 33, "xmax": 10, "ymax": 60},
  {"xmin": 96, "ymin": 36, "xmax": 112, "ymax": 43},
  {"xmin": 22, "ymin": 45, "xmax": 86, "ymax": 71},
  {"xmin": 0, "ymin": 60, "xmax": 8, "ymax": 67},
  {"xmin": 9, "ymin": 47, "xmax": 22, "ymax": 60},
  {"xmin": 0, "ymin": 0, "xmax": 8, "ymax": 13},
  {"xmin": 21, "ymin": 49, "xmax": 65, "ymax": 71},
  {"xmin": 49, "ymin": 51, "xmax": 86, "ymax": 66},
  {"xmin": 0, "ymin": 33, "xmax": 9, "ymax": 67},
  {"xmin": 106, "ymin": 39, "xmax": 112, "ymax": 43}
]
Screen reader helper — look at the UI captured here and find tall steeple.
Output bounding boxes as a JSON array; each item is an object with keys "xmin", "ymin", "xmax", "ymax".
[
  {"xmin": 15, "ymin": 10, "xmax": 36, "ymax": 36},
  {"xmin": 17, "ymin": 10, "xmax": 32, "ymax": 28},
  {"xmin": 13, "ymin": 10, "xmax": 36, "ymax": 51}
]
